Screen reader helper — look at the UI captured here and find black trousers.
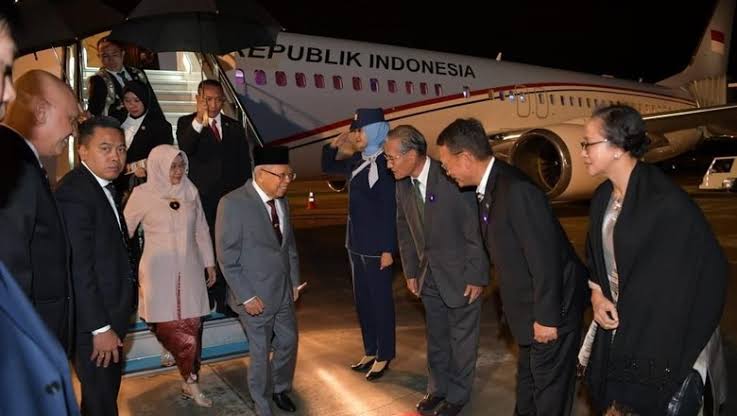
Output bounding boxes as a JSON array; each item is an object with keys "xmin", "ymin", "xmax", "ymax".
[
  {"xmin": 74, "ymin": 334, "xmax": 123, "ymax": 416},
  {"xmin": 515, "ymin": 328, "xmax": 580, "ymax": 416}
]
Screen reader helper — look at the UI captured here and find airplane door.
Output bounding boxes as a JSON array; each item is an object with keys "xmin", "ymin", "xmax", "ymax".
[
  {"xmin": 515, "ymin": 85, "xmax": 530, "ymax": 118},
  {"xmin": 535, "ymin": 90, "xmax": 549, "ymax": 119}
]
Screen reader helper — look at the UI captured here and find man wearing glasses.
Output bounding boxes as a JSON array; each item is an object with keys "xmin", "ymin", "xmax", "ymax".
[
  {"xmin": 215, "ymin": 146, "xmax": 302, "ymax": 416},
  {"xmin": 178, "ymin": 79, "xmax": 252, "ymax": 314},
  {"xmin": 87, "ymin": 37, "xmax": 161, "ymax": 122}
]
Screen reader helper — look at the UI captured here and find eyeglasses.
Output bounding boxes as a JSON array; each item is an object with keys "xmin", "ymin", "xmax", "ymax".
[
  {"xmin": 580, "ymin": 139, "xmax": 608, "ymax": 151},
  {"xmin": 262, "ymin": 169, "xmax": 297, "ymax": 181},
  {"xmin": 384, "ymin": 152, "xmax": 405, "ymax": 162}
]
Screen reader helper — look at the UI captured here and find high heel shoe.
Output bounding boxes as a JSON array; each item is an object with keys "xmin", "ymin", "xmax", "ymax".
[
  {"xmin": 366, "ymin": 359, "xmax": 390, "ymax": 381},
  {"xmin": 350, "ymin": 355, "xmax": 376, "ymax": 371},
  {"xmin": 181, "ymin": 382, "xmax": 213, "ymax": 408}
]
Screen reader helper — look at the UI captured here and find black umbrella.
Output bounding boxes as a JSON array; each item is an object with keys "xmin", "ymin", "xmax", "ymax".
[
  {"xmin": 107, "ymin": 0, "xmax": 282, "ymax": 54},
  {"xmin": 13, "ymin": 0, "xmax": 128, "ymax": 56}
]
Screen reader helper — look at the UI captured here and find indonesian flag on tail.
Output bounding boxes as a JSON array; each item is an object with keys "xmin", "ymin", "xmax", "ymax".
[{"xmin": 711, "ymin": 29, "xmax": 725, "ymax": 55}]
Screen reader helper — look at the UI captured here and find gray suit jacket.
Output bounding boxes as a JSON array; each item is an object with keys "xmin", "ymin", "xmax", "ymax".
[
  {"xmin": 396, "ymin": 158, "xmax": 489, "ymax": 308},
  {"xmin": 215, "ymin": 180, "xmax": 300, "ymax": 314}
]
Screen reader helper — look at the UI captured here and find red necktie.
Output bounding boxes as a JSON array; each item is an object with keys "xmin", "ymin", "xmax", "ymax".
[
  {"xmin": 266, "ymin": 199, "xmax": 282, "ymax": 245},
  {"xmin": 210, "ymin": 119, "xmax": 221, "ymax": 142}
]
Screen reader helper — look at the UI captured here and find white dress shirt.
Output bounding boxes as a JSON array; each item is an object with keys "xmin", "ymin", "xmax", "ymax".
[
  {"xmin": 475, "ymin": 157, "xmax": 496, "ymax": 201},
  {"xmin": 191, "ymin": 112, "xmax": 222, "ymax": 137},
  {"xmin": 121, "ymin": 112, "xmax": 146, "ymax": 149},
  {"xmin": 105, "ymin": 67, "xmax": 130, "ymax": 87},
  {"xmin": 243, "ymin": 180, "xmax": 285, "ymax": 306}
]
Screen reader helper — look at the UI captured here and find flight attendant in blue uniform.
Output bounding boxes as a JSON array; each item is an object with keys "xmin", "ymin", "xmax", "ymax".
[{"xmin": 322, "ymin": 108, "xmax": 397, "ymax": 381}]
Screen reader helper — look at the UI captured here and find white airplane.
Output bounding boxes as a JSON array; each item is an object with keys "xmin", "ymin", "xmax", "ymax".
[{"xmin": 224, "ymin": 0, "xmax": 737, "ymax": 200}]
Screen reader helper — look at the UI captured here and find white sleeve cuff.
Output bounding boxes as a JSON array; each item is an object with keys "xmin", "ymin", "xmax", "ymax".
[
  {"xmin": 191, "ymin": 118, "xmax": 204, "ymax": 133},
  {"xmin": 588, "ymin": 281, "xmax": 602, "ymax": 291},
  {"xmin": 92, "ymin": 325, "xmax": 111, "ymax": 335},
  {"xmin": 243, "ymin": 296, "xmax": 257, "ymax": 305}
]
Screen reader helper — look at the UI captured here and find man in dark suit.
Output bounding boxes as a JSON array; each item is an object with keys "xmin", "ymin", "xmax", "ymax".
[
  {"xmin": 87, "ymin": 37, "xmax": 161, "ymax": 122},
  {"xmin": 386, "ymin": 125, "xmax": 488, "ymax": 416},
  {"xmin": 0, "ymin": 69, "xmax": 79, "ymax": 353},
  {"xmin": 55, "ymin": 116, "xmax": 135, "ymax": 416},
  {"xmin": 178, "ymin": 79, "xmax": 252, "ymax": 314},
  {"xmin": 437, "ymin": 118, "xmax": 586, "ymax": 416}
]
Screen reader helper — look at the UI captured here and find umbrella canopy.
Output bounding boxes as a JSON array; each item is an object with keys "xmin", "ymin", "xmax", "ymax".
[
  {"xmin": 13, "ymin": 0, "xmax": 128, "ymax": 55},
  {"xmin": 108, "ymin": 0, "xmax": 281, "ymax": 54}
]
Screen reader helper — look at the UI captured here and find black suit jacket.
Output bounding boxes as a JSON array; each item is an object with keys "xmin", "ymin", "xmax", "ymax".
[
  {"xmin": 396, "ymin": 159, "xmax": 489, "ymax": 307},
  {"xmin": 478, "ymin": 159, "xmax": 585, "ymax": 345},
  {"xmin": 176, "ymin": 113, "xmax": 252, "ymax": 225},
  {"xmin": 87, "ymin": 66, "xmax": 162, "ymax": 122},
  {"xmin": 113, "ymin": 114, "xmax": 173, "ymax": 193},
  {"xmin": 0, "ymin": 125, "xmax": 72, "ymax": 351},
  {"xmin": 55, "ymin": 166, "xmax": 134, "ymax": 339}
]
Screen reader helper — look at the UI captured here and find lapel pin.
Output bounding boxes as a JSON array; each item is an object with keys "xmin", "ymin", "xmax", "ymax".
[{"xmin": 428, "ymin": 193, "xmax": 436, "ymax": 202}]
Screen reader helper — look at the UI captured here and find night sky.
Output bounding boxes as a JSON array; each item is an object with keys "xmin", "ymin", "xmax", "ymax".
[{"xmin": 265, "ymin": 1, "xmax": 736, "ymax": 84}]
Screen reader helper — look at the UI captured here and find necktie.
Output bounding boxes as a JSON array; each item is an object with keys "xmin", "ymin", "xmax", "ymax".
[
  {"xmin": 412, "ymin": 178, "xmax": 424, "ymax": 223},
  {"xmin": 210, "ymin": 119, "xmax": 221, "ymax": 142},
  {"xmin": 266, "ymin": 199, "xmax": 283, "ymax": 245},
  {"xmin": 105, "ymin": 183, "xmax": 137, "ymax": 284}
]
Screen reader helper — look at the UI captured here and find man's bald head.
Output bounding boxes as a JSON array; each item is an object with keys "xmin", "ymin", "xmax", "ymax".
[{"xmin": 5, "ymin": 70, "xmax": 80, "ymax": 157}]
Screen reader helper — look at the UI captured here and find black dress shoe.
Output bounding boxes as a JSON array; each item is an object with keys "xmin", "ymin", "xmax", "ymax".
[
  {"xmin": 272, "ymin": 392, "xmax": 296, "ymax": 412},
  {"xmin": 434, "ymin": 401, "xmax": 464, "ymax": 416},
  {"xmin": 417, "ymin": 393, "xmax": 445, "ymax": 415},
  {"xmin": 365, "ymin": 360, "xmax": 390, "ymax": 381},
  {"xmin": 350, "ymin": 357, "xmax": 375, "ymax": 372}
]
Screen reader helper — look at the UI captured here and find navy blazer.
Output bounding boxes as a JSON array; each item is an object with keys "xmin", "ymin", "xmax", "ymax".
[
  {"xmin": 322, "ymin": 144, "xmax": 397, "ymax": 256},
  {"xmin": 0, "ymin": 262, "xmax": 79, "ymax": 415}
]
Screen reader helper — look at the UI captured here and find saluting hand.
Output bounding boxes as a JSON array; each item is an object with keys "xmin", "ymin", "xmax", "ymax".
[{"xmin": 195, "ymin": 94, "xmax": 209, "ymax": 124}]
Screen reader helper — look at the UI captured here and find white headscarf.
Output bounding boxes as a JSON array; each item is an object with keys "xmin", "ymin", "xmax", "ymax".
[{"xmin": 135, "ymin": 144, "xmax": 197, "ymax": 203}]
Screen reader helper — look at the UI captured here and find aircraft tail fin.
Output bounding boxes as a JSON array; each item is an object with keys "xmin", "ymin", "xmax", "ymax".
[{"xmin": 657, "ymin": 0, "xmax": 735, "ymax": 105}]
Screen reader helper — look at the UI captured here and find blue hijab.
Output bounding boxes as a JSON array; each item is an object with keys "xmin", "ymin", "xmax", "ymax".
[{"xmin": 361, "ymin": 121, "xmax": 390, "ymax": 157}]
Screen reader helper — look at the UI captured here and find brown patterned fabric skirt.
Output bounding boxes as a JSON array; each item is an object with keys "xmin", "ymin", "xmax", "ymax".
[{"xmin": 149, "ymin": 317, "xmax": 203, "ymax": 381}]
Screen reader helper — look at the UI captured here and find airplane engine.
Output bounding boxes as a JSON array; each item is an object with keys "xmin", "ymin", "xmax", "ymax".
[{"xmin": 508, "ymin": 124, "xmax": 605, "ymax": 201}]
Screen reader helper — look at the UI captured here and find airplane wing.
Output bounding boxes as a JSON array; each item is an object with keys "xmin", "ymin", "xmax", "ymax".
[{"xmin": 643, "ymin": 103, "xmax": 737, "ymax": 135}]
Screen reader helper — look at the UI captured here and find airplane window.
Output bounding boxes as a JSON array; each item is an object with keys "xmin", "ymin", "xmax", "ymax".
[
  {"xmin": 420, "ymin": 82, "xmax": 428, "ymax": 95},
  {"xmin": 388, "ymin": 80, "xmax": 397, "ymax": 93},
  {"xmin": 314, "ymin": 74, "xmax": 325, "ymax": 89},
  {"xmin": 370, "ymin": 78, "xmax": 380, "ymax": 92},
  {"xmin": 435, "ymin": 84, "xmax": 443, "ymax": 96},
  {"xmin": 519, "ymin": 94, "xmax": 525, "ymax": 102},
  {"xmin": 333, "ymin": 75, "xmax": 343, "ymax": 90},
  {"xmin": 353, "ymin": 77, "xmax": 362, "ymax": 91},
  {"xmin": 560, "ymin": 96, "xmax": 565, "ymax": 106},
  {"xmin": 462, "ymin": 86, "xmax": 470, "ymax": 98},
  {"xmin": 586, "ymin": 98, "xmax": 591, "ymax": 107},
  {"xmin": 594, "ymin": 98, "xmax": 599, "ymax": 106},
  {"xmin": 569, "ymin": 96, "xmax": 574, "ymax": 106},
  {"xmin": 276, "ymin": 71, "xmax": 287, "ymax": 87},
  {"xmin": 235, "ymin": 69, "xmax": 245, "ymax": 85},
  {"xmin": 295, "ymin": 72, "xmax": 306, "ymax": 88},
  {"xmin": 406, "ymin": 81, "xmax": 414, "ymax": 94},
  {"xmin": 578, "ymin": 97, "xmax": 582, "ymax": 107},
  {"xmin": 254, "ymin": 70, "xmax": 267, "ymax": 86},
  {"xmin": 549, "ymin": 94, "xmax": 555, "ymax": 105},
  {"xmin": 538, "ymin": 94, "xmax": 544, "ymax": 104}
]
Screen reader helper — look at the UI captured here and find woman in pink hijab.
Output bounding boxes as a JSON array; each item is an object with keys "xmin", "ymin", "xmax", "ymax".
[{"xmin": 124, "ymin": 144, "xmax": 216, "ymax": 407}]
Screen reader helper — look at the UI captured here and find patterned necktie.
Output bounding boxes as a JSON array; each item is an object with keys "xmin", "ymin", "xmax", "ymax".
[
  {"xmin": 210, "ymin": 119, "xmax": 221, "ymax": 142},
  {"xmin": 412, "ymin": 178, "xmax": 424, "ymax": 223},
  {"xmin": 266, "ymin": 199, "xmax": 283, "ymax": 245}
]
